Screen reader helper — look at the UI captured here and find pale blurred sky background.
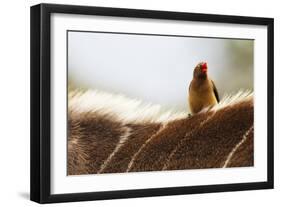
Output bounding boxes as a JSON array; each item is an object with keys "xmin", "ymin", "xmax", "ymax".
[{"xmin": 68, "ymin": 31, "xmax": 253, "ymax": 111}]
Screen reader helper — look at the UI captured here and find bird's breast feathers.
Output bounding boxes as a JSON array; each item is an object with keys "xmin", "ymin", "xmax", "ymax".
[{"xmin": 188, "ymin": 79, "xmax": 218, "ymax": 113}]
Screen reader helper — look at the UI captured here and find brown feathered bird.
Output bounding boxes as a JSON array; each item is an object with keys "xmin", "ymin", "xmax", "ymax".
[{"xmin": 188, "ymin": 62, "xmax": 219, "ymax": 114}]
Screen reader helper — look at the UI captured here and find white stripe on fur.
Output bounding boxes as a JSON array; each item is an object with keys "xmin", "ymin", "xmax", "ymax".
[
  {"xmin": 69, "ymin": 89, "xmax": 253, "ymax": 124},
  {"xmin": 222, "ymin": 125, "xmax": 253, "ymax": 168},
  {"xmin": 97, "ymin": 126, "xmax": 132, "ymax": 173},
  {"xmin": 162, "ymin": 111, "xmax": 216, "ymax": 170},
  {"xmin": 126, "ymin": 123, "xmax": 167, "ymax": 172}
]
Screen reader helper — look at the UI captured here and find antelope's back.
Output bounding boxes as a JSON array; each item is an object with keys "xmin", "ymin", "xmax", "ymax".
[{"xmin": 68, "ymin": 90, "xmax": 253, "ymax": 175}]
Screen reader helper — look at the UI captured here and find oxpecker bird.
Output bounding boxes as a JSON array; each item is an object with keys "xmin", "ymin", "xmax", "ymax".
[{"xmin": 188, "ymin": 62, "xmax": 219, "ymax": 114}]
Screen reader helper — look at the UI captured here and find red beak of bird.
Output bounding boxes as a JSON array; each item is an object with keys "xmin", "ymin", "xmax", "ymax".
[{"xmin": 201, "ymin": 62, "xmax": 208, "ymax": 73}]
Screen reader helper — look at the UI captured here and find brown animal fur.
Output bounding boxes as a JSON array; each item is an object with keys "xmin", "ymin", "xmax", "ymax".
[{"xmin": 67, "ymin": 91, "xmax": 254, "ymax": 175}]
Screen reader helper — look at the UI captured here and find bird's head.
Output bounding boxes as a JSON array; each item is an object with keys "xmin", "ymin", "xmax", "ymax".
[{"xmin": 193, "ymin": 62, "xmax": 208, "ymax": 79}]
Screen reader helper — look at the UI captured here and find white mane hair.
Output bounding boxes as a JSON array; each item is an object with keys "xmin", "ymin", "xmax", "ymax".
[
  {"xmin": 200, "ymin": 89, "xmax": 253, "ymax": 113},
  {"xmin": 69, "ymin": 89, "xmax": 253, "ymax": 124}
]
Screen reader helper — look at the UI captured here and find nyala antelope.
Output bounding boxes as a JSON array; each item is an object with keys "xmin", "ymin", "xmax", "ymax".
[{"xmin": 68, "ymin": 89, "xmax": 254, "ymax": 175}]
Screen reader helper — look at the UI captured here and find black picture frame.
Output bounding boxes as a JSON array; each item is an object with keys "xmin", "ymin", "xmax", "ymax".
[{"xmin": 30, "ymin": 3, "xmax": 274, "ymax": 204}]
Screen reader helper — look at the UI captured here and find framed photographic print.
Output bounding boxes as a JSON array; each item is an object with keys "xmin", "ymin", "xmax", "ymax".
[{"xmin": 30, "ymin": 3, "xmax": 274, "ymax": 203}]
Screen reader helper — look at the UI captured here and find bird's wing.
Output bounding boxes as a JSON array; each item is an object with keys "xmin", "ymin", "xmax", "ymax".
[{"xmin": 211, "ymin": 80, "xmax": 220, "ymax": 102}]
